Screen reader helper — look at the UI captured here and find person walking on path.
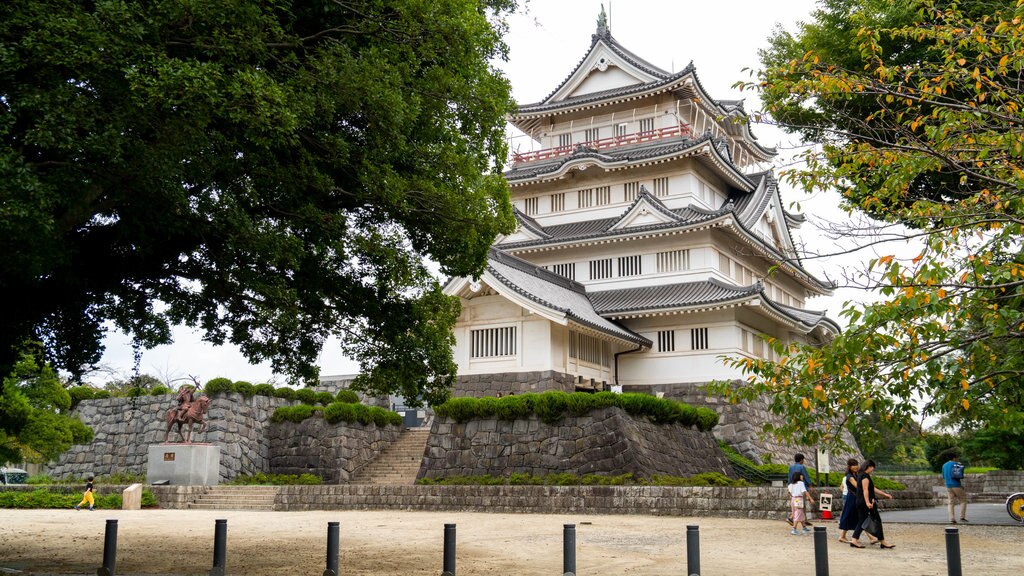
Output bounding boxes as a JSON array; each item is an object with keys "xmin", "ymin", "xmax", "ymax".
[
  {"xmin": 837, "ymin": 458, "xmax": 861, "ymax": 543},
  {"xmin": 941, "ymin": 452, "xmax": 968, "ymax": 524},
  {"xmin": 787, "ymin": 453, "xmax": 815, "ymax": 526},
  {"xmin": 74, "ymin": 476, "xmax": 95, "ymax": 511},
  {"xmin": 788, "ymin": 471, "xmax": 812, "ymax": 535},
  {"xmin": 849, "ymin": 460, "xmax": 895, "ymax": 549}
]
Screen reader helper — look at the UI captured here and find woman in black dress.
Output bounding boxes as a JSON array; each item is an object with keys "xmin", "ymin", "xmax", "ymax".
[
  {"xmin": 837, "ymin": 458, "xmax": 860, "ymax": 543},
  {"xmin": 850, "ymin": 459, "xmax": 895, "ymax": 549}
]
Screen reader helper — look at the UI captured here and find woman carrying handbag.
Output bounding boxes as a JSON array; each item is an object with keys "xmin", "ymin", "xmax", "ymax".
[{"xmin": 849, "ymin": 460, "xmax": 896, "ymax": 549}]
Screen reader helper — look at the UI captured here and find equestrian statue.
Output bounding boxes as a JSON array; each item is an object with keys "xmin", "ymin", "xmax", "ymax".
[{"xmin": 164, "ymin": 384, "xmax": 210, "ymax": 443}]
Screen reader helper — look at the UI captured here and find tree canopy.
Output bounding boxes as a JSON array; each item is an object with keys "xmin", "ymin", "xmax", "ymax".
[
  {"xmin": 0, "ymin": 0, "xmax": 519, "ymax": 407},
  {"xmin": 717, "ymin": 0, "xmax": 1024, "ymax": 451}
]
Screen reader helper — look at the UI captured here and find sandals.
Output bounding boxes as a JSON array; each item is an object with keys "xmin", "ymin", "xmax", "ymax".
[
  {"xmin": 880, "ymin": 543, "xmax": 896, "ymax": 549},
  {"xmin": 838, "ymin": 538, "xmax": 851, "ymax": 543},
  {"xmin": 850, "ymin": 542, "xmax": 866, "ymax": 549}
]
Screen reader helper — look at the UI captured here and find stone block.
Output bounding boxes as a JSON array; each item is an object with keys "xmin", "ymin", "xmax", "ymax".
[{"xmin": 122, "ymin": 483, "xmax": 143, "ymax": 510}]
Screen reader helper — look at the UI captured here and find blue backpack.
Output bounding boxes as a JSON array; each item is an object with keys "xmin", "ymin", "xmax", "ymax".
[{"xmin": 951, "ymin": 462, "xmax": 965, "ymax": 480}]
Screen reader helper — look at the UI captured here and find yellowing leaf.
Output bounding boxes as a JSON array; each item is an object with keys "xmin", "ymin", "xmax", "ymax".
[
  {"xmin": 801, "ymin": 397, "xmax": 810, "ymax": 410},
  {"xmin": 961, "ymin": 398, "xmax": 970, "ymax": 411}
]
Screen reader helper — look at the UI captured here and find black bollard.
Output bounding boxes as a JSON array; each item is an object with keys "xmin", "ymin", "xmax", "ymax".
[
  {"xmin": 686, "ymin": 524, "xmax": 700, "ymax": 576},
  {"xmin": 210, "ymin": 518, "xmax": 227, "ymax": 576},
  {"xmin": 442, "ymin": 523, "xmax": 456, "ymax": 576},
  {"xmin": 813, "ymin": 526, "xmax": 829, "ymax": 576},
  {"xmin": 324, "ymin": 521, "xmax": 340, "ymax": 576},
  {"xmin": 97, "ymin": 519, "xmax": 118, "ymax": 576},
  {"xmin": 945, "ymin": 527, "xmax": 962, "ymax": 576},
  {"xmin": 563, "ymin": 524, "xmax": 576, "ymax": 576}
]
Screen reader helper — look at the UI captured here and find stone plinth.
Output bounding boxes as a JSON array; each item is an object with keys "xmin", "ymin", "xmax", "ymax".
[
  {"xmin": 122, "ymin": 483, "xmax": 142, "ymax": 510},
  {"xmin": 147, "ymin": 444, "xmax": 220, "ymax": 486}
]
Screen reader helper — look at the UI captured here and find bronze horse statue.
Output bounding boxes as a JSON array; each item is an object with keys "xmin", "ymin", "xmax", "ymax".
[{"xmin": 164, "ymin": 395, "xmax": 210, "ymax": 443}]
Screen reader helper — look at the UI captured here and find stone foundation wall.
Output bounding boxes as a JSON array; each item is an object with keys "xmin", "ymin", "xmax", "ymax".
[
  {"xmin": 419, "ymin": 407, "xmax": 734, "ymax": 480},
  {"xmin": 47, "ymin": 393, "xmax": 289, "ymax": 482},
  {"xmin": 624, "ymin": 382, "xmax": 861, "ymax": 469},
  {"xmin": 980, "ymin": 470, "xmax": 1024, "ymax": 498},
  {"xmin": 267, "ymin": 417, "xmax": 402, "ymax": 483},
  {"xmin": 453, "ymin": 371, "xmax": 575, "ymax": 398}
]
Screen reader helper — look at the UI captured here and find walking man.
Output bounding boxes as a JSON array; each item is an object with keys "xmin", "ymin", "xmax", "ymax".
[
  {"xmin": 941, "ymin": 452, "xmax": 968, "ymax": 524},
  {"xmin": 787, "ymin": 453, "xmax": 815, "ymax": 526}
]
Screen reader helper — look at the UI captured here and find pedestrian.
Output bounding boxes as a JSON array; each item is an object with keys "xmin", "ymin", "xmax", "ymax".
[
  {"xmin": 837, "ymin": 458, "xmax": 860, "ymax": 543},
  {"xmin": 849, "ymin": 460, "xmax": 895, "ymax": 549},
  {"xmin": 788, "ymin": 471, "xmax": 812, "ymax": 535},
  {"xmin": 74, "ymin": 476, "xmax": 95, "ymax": 511},
  {"xmin": 786, "ymin": 453, "xmax": 815, "ymax": 526},
  {"xmin": 941, "ymin": 451, "xmax": 968, "ymax": 524}
]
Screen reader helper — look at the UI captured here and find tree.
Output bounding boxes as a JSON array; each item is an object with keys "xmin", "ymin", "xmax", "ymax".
[
  {"xmin": 0, "ymin": 1, "xmax": 518, "ymax": 407},
  {"xmin": 715, "ymin": 0, "xmax": 1024, "ymax": 448},
  {"xmin": 0, "ymin": 348, "xmax": 93, "ymax": 463}
]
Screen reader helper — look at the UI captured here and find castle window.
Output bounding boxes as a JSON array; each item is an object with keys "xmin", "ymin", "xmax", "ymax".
[
  {"xmin": 589, "ymin": 258, "xmax": 613, "ymax": 280},
  {"xmin": 551, "ymin": 193, "xmax": 565, "ymax": 213},
  {"xmin": 624, "ymin": 181, "xmax": 641, "ymax": 202},
  {"xmin": 578, "ymin": 188, "xmax": 594, "ymax": 208},
  {"xmin": 657, "ymin": 330, "xmax": 675, "ymax": 352},
  {"xmin": 569, "ymin": 330, "xmax": 611, "ymax": 367},
  {"xmin": 524, "ymin": 197, "xmax": 539, "ymax": 216},
  {"xmin": 470, "ymin": 326, "xmax": 517, "ymax": 358},
  {"xmin": 617, "ymin": 255, "xmax": 642, "ymax": 277},
  {"xmin": 657, "ymin": 249, "xmax": 690, "ymax": 273},
  {"xmin": 653, "ymin": 177, "xmax": 670, "ymax": 197},
  {"xmin": 615, "ymin": 123, "xmax": 628, "ymax": 137},
  {"xmin": 691, "ymin": 327, "xmax": 709, "ymax": 350},
  {"xmin": 584, "ymin": 128, "xmax": 600, "ymax": 143},
  {"xmin": 558, "ymin": 133, "xmax": 572, "ymax": 148},
  {"xmin": 595, "ymin": 186, "xmax": 611, "ymax": 205},
  {"xmin": 639, "ymin": 118, "xmax": 655, "ymax": 134},
  {"xmin": 718, "ymin": 252, "xmax": 731, "ymax": 275},
  {"xmin": 551, "ymin": 263, "xmax": 576, "ymax": 280}
]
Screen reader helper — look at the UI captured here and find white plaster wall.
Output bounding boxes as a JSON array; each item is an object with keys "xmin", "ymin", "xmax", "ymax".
[{"xmin": 569, "ymin": 66, "xmax": 644, "ymax": 97}]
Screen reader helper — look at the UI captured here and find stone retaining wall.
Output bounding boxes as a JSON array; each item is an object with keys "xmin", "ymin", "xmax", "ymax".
[
  {"xmin": 626, "ymin": 382, "xmax": 861, "ymax": 469},
  {"xmin": 980, "ymin": 470, "xmax": 1023, "ymax": 498},
  {"xmin": 46, "ymin": 393, "xmax": 289, "ymax": 482},
  {"xmin": 419, "ymin": 407, "xmax": 734, "ymax": 480},
  {"xmin": 453, "ymin": 371, "xmax": 576, "ymax": 398},
  {"xmin": 267, "ymin": 417, "xmax": 402, "ymax": 483},
  {"xmin": 144, "ymin": 484, "xmax": 934, "ymax": 516}
]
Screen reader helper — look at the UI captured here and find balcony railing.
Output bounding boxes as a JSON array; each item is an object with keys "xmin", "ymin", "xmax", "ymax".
[{"xmin": 511, "ymin": 123, "xmax": 692, "ymax": 165}]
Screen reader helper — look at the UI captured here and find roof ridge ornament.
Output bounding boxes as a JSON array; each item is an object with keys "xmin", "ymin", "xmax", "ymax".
[{"xmin": 593, "ymin": 4, "xmax": 611, "ymax": 44}]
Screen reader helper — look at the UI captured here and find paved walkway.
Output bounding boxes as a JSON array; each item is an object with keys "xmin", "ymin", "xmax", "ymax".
[{"xmin": 883, "ymin": 503, "xmax": 1022, "ymax": 526}]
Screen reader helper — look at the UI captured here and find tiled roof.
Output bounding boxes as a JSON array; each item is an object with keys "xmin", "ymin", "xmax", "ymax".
[
  {"xmin": 768, "ymin": 301, "xmax": 842, "ymax": 333},
  {"xmin": 512, "ymin": 208, "xmax": 551, "ymax": 239},
  {"xmin": 485, "ymin": 249, "xmax": 650, "ymax": 346},
  {"xmin": 589, "ymin": 279, "xmax": 761, "ymax": 315}
]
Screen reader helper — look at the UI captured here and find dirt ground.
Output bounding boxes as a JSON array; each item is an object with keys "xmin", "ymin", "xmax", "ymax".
[{"xmin": 0, "ymin": 509, "xmax": 1020, "ymax": 575}]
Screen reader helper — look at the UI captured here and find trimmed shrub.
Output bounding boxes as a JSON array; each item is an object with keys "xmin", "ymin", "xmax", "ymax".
[
  {"xmin": 0, "ymin": 488, "xmax": 157, "ymax": 509},
  {"xmin": 320, "ymin": 401, "xmax": 402, "ymax": 426},
  {"xmin": 432, "ymin": 391, "xmax": 718, "ymax": 431},
  {"xmin": 335, "ymin": 389, "xmax": 360, "ymax": 404},
  {"xmin": 225, "ymin": 473, "xmax": 321, "ymax": 485},
  {"xmin": 125, "ymin": 386, "xmax": 146, "ymax": 397},
  {"xmin": 417, "ymin": 472, "xmax": 748, "ymax": 487},
  {"xmin": 271, "ymin": 404, "xmax": 315, "ymax": 423},
  {"xmin": 294, "ymin": 388, "xmax": 317, "ymax": 405},
  {"xmin": 68, "ymin": 386, "xmax": 95, "ymax": 406},
  {"xmin": 92, "ymin": 389, "xmax": 111, "ymax": 399},
  {"xmin": 254, "ymin": 383, "xmax": 276, "ymax": 397},
  {"xmin": 272, "ymin": 387, "xmax": 296, "ymax": 400},
  {"xmin": 149, "ymin": 385, "xmax": 172, "ymax": 396},
  {"xmin": 204, "ymin": 378, "xmax": 234, "ymax": 394},
  {"xmin": 315, "ymin": 391, "xmax": 335, "ymax": 406},
  {"xmin": 232, "ymin": 381, "xmax": 254, "ymax": 396}
]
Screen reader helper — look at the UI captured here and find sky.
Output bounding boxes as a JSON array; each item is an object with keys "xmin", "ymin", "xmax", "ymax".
[{"xmin": 96, "ymin": 0, "xmax": 874, "ymax": 386}]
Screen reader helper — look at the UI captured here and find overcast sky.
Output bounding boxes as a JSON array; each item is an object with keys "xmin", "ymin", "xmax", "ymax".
[{"xmin": 97, "ymin": 0, "xmax": 869, "ymax": 386}]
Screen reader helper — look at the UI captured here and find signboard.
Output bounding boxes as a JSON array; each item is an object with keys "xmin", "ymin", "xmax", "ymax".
[
  {"xmin": 816, "ymin": 448, "xmax": 830, "ymax": 474},
  {"xmin": 163, "ymin": 452, "xmax": 176, "ymax": 462}
]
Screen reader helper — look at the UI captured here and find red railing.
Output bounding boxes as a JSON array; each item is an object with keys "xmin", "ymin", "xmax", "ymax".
[{"xmin": 511, "ymin": 123, "xmax": 693, "ymax": 165}]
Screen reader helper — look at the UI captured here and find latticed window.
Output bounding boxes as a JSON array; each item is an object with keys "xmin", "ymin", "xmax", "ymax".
[
  {"xmin": 718, "ymin": 252, "xmax": 731, "ymax": 275},
  {"xmin": 578, "ymin": 188, "xmax": 594, "ymax": 208},
  {"xmin": 616, "ymin": 123, "xmax": 628, "ymax": 137},
  {"xmin": 624, "ymin": 181, "xmax": 641, "ymax": 202},
  {"xmin": 691, "ymin": 327, "xmax": 709, "ymax": 350},
  {"xmin": 653, "ymin": 177, "xmax": 670, "ymax": 197},
  {"xmin": 570, "ymin": 330, "xmax": 611, "ymax": 367},
  {"xmin": 551, "ymin": 193, "xmax": 565, "ymax": 212},
  {"xmin": 558, "ymin": 133, "xmax": 572, "ymax": 148},
  {"xmin": 594, "ymin": 186, "xmax": 611, "ymax": 205},
  {"xmin": 470, "ymin": 326, "xmax": 517, "ymax": 358},
  {"xmin": 639, "ymin": 118, "xmax": 655, "ymax": 133},
  {"xmin": 551, "ymin": 263, "xmax": 575, "ymax": 280},
  {"xmin": 657, "ymin": 249, "xmax": 690, "ymax": 273},
  {"xmin": 589, "ymin": 258, "xmax": 612, "ymax": 280},
  {"xmin": 584, "ymin": 128, "xmax": 600, "ymax": 143},
  {"xmin": 657, "ymin": 330, "xmax": 675, "ymax": 352},
  {"xmin": 524, "ymin": 197, "xmax": 539, "ymax": 216},
  {"xmin": 617, "ymin": 255, "xmax": 642, "ymax": 277}
]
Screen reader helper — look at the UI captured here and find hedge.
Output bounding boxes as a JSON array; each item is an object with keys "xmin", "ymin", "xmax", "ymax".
[
  {"xmin": 0, "ymin": 488, "xmax": 157, "ymax": 509},
  {"xmin": 272, "ymin": 402, "xmax": 402, "ymax": 427},
  {"xmin": 417, "ymin": 472, "xmax": 748, "ymax": 487},
  {"xmin": 232, "ymin": 381, "xmax": 254, "ymax": 396},
  {"xmin": 719, "ymin": 443, "xmax": 907, "ymax": 490},
  {"xmin": 294, "ymin": 388, "xmax": 317, "ymax": 405},
  {"xmin": 336, "ymin": 389, "xmax": 360, "ymax": 404},
  {"xmin": 315, "ymin": 391, "xmax": 336, "ymax": 406},
  {"xmin": 225, "ymin": 473, "xmax": 321, "ymax": 485},
  {"xmin": 433, "ymin": 391, "xmax": 719, "ymax": 431}
]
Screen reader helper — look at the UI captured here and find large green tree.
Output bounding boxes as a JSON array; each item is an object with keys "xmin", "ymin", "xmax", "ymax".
[
  {"xmin": 0, "ymin": 1, "xmax": 518, "ymax": 408},
  {"xmin": 716, "ymin": 0, "xmax": 1024, "ymax": 449}
]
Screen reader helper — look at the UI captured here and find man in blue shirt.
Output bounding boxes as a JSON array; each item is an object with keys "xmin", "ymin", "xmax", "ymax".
[
  {"xmin": 941, "ymin": 452, "xmax": 968, "ymax": 524},
  {"xmin": 787, "ymin": 453, "xmax": 815, "ymax": 526}
]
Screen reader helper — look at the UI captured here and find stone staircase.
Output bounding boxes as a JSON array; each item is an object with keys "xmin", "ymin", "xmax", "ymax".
[
  {"xmin": 349, "ymin": 428, "xmax": 430, "ymax": 485},
  {"xmin": 187, "ymin": 485, "xmax": 278, "ymax": 510}
]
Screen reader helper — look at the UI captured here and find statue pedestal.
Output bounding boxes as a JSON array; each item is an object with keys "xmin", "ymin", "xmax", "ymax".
[{"xmin": 147, "ymin": 444, "xmax": 220, "ymax": 486}]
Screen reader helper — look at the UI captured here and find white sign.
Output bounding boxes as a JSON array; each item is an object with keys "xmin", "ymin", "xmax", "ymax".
[{"xmin": 816, "ymin": 448, "xmax": 830, "ymax": 474}]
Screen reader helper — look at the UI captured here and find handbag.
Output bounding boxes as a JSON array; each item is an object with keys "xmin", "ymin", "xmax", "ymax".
[{"xmin": 860, "ymin": 504, "xmax": 881, "ymax": 536}]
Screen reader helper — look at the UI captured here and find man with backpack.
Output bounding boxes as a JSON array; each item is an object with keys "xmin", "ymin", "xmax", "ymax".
[{"xmin": 941, "ymin": 452, "xmax": 968, "ymax": 524}]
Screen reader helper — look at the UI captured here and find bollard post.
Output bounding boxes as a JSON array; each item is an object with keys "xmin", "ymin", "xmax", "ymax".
[
  {"xmin": 210, "ymin": 518, "xmax": 227, "ymax": 576},
  {"xmin": 813, "ymin": 526, "xmax": 829, "ymax": 576},
  {"xmin": 563, "ymin": 524, "xmax": 576, "ymax": 576},
  {"xmin": 945, "ymin": 527, "xmax": 962, "ymax": 576},
  {"xmin": 686, "ymin": 524, "xmax": 700, "ymax": 576},
  {"xmin": 442, "ymin": 523, "xmax": 456, "ymax": 576},
  {"xmin": 324, "ymin": 521, "xmax": 340, "ymax": 576},
  {"xmin": 97, "ymin": 519, "xmax": 118, "ymax": 576}
]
